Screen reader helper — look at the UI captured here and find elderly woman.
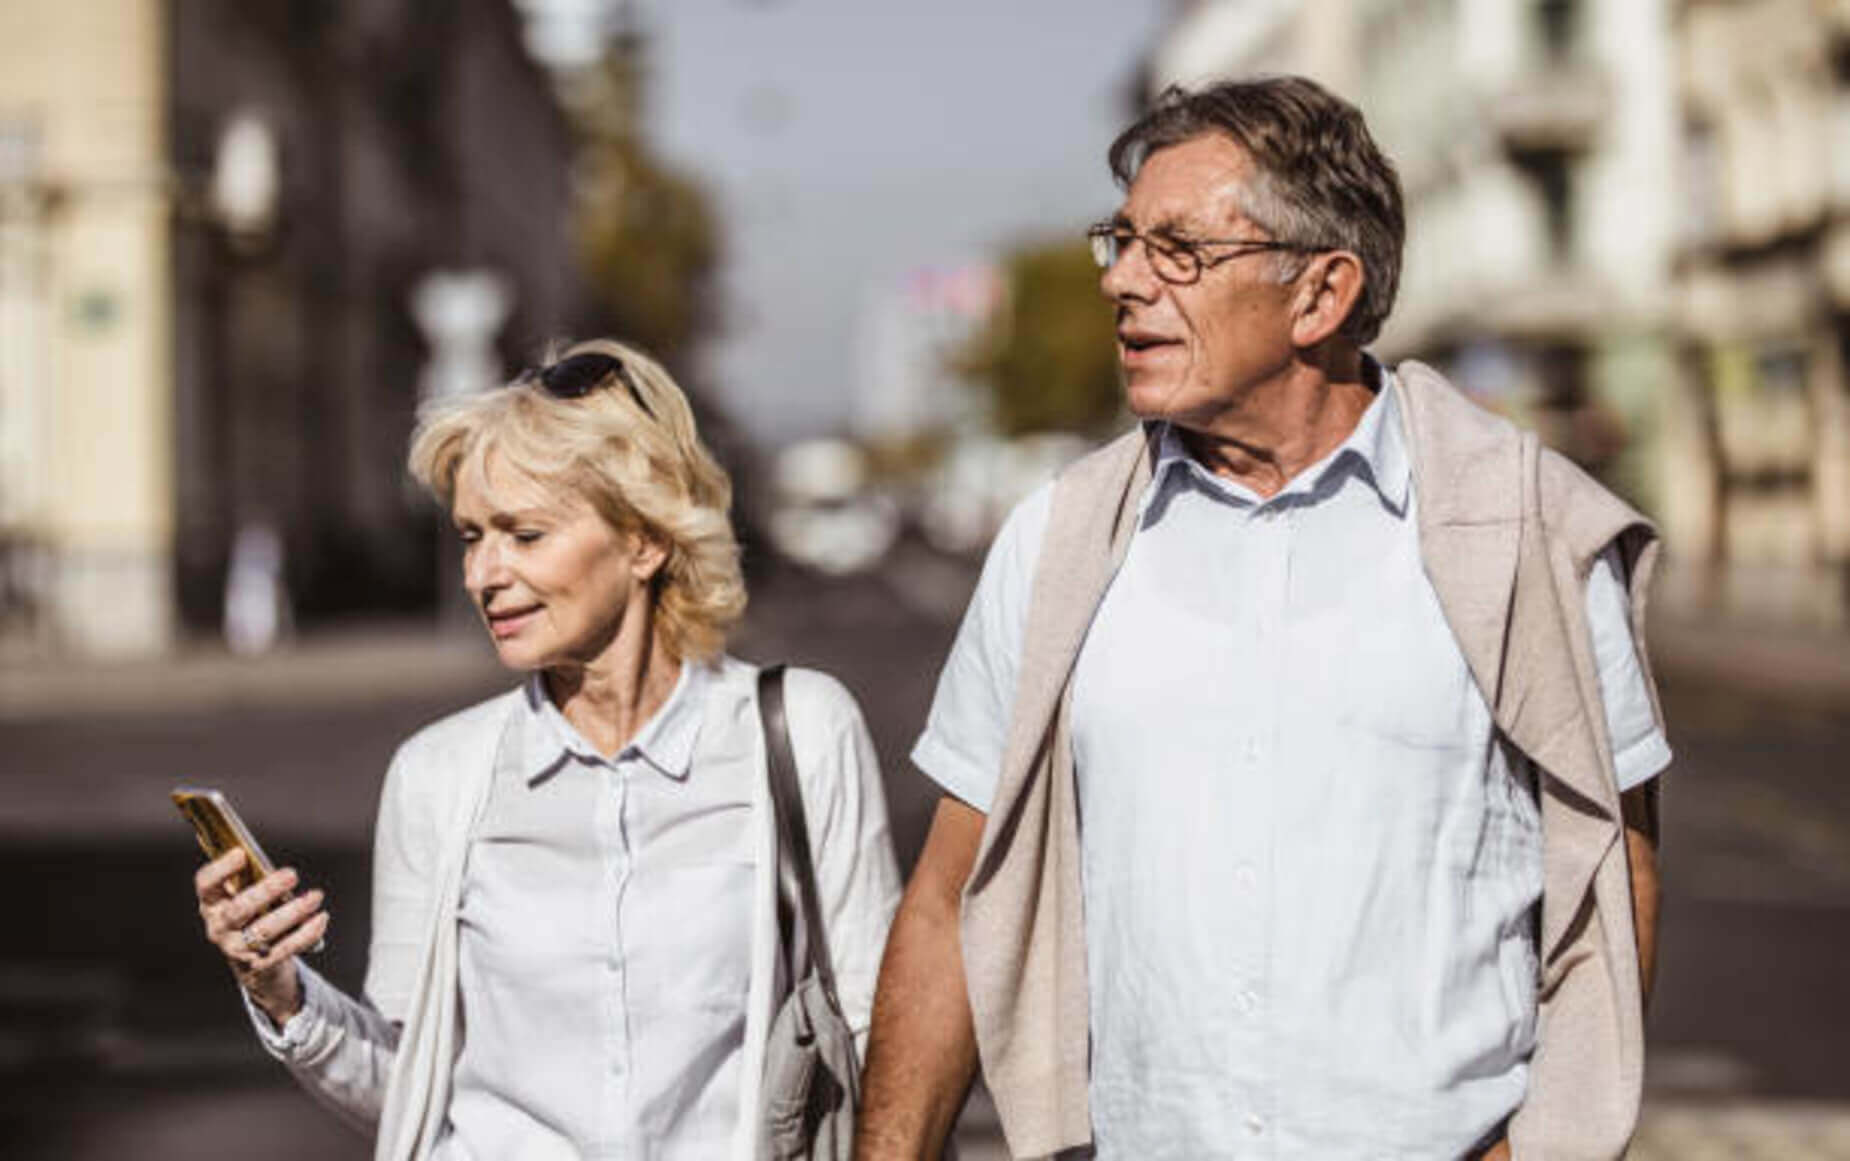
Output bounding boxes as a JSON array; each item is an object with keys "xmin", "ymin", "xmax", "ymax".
[{"xmin": 191, "ymin": 340, "xmax": 901, "ymax": 1160}]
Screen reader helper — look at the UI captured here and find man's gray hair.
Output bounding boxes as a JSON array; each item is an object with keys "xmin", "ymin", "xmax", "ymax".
[{"xmin": 1109, "ymin": 76, "xmax": 1405, "ymax": 345}]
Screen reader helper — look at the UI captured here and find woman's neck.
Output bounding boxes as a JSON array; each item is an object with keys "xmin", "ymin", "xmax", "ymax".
[{"xmin": 545, "ymin": 610, "xmax": 681, "ymax": 758}]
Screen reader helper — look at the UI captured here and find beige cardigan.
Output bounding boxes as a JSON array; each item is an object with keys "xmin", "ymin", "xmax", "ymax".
[{"xmin": 960, "ymin": 361, "xmax": 1660, "ymax": 1160}]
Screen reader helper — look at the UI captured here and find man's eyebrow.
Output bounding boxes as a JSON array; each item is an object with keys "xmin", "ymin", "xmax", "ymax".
[{"xmin": 1111, "ymin": 210, "xmax": 1201, "ymax": 238}]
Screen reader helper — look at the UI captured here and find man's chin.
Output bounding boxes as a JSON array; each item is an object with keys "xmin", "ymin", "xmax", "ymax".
[{"xmin": 1122, "ymin": 377, "xmax": 1185, "ymax": 421}]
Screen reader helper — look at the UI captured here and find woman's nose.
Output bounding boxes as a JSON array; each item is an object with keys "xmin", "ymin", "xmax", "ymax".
[{"xmin": 463, "ymin": 539, "xmax": 507, "ymax": 597}]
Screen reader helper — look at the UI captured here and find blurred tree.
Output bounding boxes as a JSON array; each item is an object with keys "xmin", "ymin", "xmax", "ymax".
[
  {"xmin": 563, "ymin": 25, "xmax": 719, "ymax": 367},
  {"xmin": 959, "ymin": 240, "xmax": 1122, "ymax": 436}
]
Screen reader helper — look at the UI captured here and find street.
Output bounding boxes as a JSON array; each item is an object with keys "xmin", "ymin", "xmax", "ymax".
[{"xmin": 3, "ymin": 561, "xmax": 1848, "ymax": 1157}]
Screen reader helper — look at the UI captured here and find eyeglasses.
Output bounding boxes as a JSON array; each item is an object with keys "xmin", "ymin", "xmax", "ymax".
[
  {"xmin": 1086, "ymin": 221, "xmax": 1316, "ymax": 286},
  {"xmin": 517, "ymin": 352, "xmax": 655, "ymax": 420}
]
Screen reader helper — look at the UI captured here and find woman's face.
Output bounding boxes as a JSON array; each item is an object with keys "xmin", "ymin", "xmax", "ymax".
[{"xmin": 451, "ymin": 453, "xmax": 665, "ymax": 673}]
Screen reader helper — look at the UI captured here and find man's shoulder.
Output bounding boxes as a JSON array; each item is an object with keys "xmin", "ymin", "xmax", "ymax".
[
  {"xmin": 1055, "ymin": 425, "xmax": 1152, "ymax": 495},
  {"xmin": 980, "ymin": 427, "xmax": 1149, "ymax": 594},
  {"xmin": 1395, "ymin": 358, "xmax": 1654, "ymax": 560},
  {"xmin": 1536, "ymin": 444, "xmax": 1655, "ymax": 562},
  {"xmin": 1393, "ymin": 359, "xmax": 1525, "ymax": 454}
]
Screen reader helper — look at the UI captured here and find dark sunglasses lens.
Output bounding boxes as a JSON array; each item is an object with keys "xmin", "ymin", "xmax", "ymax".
[{"xmin": 538, "ymin": 354, "xmax": 622, "ymax": 399}]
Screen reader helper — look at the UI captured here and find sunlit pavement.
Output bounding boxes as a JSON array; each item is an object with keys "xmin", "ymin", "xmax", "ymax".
[
  {"xmin": 957, "ymin": 1109, "xmax": 1850, "ymax": 1159},
  {"xmin": 5, "ymin": 559, "xmax": 1850, "ymax": 1157},
  {"xmin": 1632, "ymin": 1102, "xmax": 1850, "ymax": 1159}
]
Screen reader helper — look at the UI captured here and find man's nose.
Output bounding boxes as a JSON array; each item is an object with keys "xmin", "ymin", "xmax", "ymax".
[{"xmin": 1100, "ymin": 236, "xmax": 1159, "ymax": 303}]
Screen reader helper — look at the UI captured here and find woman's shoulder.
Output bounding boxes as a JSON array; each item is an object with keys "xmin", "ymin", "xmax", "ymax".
[
  {"xmin": 390, "ymin": 685, "xmax": 526, "ymax": 777},
  {"xmin": 707, "ymin": 655, "xmax": 866, "ymax": 732}
]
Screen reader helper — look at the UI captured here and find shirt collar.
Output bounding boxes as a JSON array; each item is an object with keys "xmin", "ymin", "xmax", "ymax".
[
  {"xmin": 519, "ymin": 659, "xmax": 710, "ymax": 784},
  {"xmin": 1145, "ymin": 356, "xmax": 1411, "ymax": 518}
]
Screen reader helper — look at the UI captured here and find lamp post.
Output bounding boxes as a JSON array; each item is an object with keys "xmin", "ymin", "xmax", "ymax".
[{"xmin": 409, "ymin": 268, "xmax": 514, "ymax": 628}]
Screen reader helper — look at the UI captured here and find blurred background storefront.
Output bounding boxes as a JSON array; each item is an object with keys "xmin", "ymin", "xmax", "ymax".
[{"xmin": 2, "ymin": 1, "xmax": 1849, "ymax": 1159}]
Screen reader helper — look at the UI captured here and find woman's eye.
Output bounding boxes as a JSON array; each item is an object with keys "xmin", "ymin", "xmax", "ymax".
[
  {"xmin": 456, "ymin": 528, "xmax": 480, "ymax": 545},
  {"xmin": 513, "ymin": 530, "xmax": 544, "ymax": 544}
]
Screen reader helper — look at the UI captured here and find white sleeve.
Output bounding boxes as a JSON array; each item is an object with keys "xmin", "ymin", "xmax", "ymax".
[
  {"xmin": 909, "ymin": 483, "xmax": 1053, "ymax": 814},
  {"xmin": 239, "ymin": 737, "xmax": 441, "ymax": 1130},
  {"xmin": 365, "ymin": 739, "xmax": 441, "ymax": 1022},
  {"xmin": 242, "ymin": 958, "xmax": 400, "ymax": 1130},
  {"xmin": 784, "ymin": 668, "xmax": 904, "ymax": 1060},
  {"xmin": 1585, "ymin": 544, "xmax": 1672, "ymax": 791}
]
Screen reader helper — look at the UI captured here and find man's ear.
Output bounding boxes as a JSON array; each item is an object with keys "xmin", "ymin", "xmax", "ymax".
[{"xmin": 1290, "ymin": 250, "xmax": 1366, "ymax": 348}]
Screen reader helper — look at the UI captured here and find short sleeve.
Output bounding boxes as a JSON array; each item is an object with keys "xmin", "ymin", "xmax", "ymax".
[
  {"xmin": 1585, "ymin": 544, "xmax": 1672, "ymax": 790},
  {"xmin": 909, "ymin": 483, "xmax": 1054, "ymax": 814}
]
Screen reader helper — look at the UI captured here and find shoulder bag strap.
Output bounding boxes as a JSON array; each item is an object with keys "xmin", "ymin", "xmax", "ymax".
[{"xmin": 757, "ymin": 664, "xmax": 843, "ymax": 1011}]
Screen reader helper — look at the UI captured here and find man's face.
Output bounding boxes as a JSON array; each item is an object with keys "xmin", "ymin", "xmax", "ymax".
[{"xmin": 1102, "ymin": 133, "xmax": 1300, "ymax": 429}]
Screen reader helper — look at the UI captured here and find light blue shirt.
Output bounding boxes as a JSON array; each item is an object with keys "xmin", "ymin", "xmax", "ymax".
[
  {"xmin": 913, "ymin": 379, "xmax": 1670, "ymax": 1159},
  {"xmin": 439, "ymin": 660, "xmax": 752, "ymax": 1161}
]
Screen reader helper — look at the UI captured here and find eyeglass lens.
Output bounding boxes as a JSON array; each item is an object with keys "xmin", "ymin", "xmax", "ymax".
[{"xmin": 1090, "ymin": 229, "xmax": 1196, "ymax": 282}]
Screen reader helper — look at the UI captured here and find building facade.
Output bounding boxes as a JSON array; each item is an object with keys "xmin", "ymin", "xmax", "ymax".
[
  {"xmin": 1669, "ymin": 0, "xmax": 1850, "ymax": 622},
  {"xmin": 1146, "ymin": 0, "xmax": 1683, "ymax": 517},
  {"xmin": 0, "ymin": 0, "xmax": 583, "ymax": 657},
  {"xmin": 0, "ymin": 0, "xmax": 175, "ymax": 657}
]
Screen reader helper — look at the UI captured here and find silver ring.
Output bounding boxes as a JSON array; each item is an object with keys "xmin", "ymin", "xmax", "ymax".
[{"xmin": 241, "ymin": 926, "xmax": 269, "ymax": 956}]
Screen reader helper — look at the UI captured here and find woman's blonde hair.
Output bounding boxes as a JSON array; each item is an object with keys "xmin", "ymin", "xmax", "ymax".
[{"xmin": 408, "ymin": 338, "xmax": 745, "ymax": 662}]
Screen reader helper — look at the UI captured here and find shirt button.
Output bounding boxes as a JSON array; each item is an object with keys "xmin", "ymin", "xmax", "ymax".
[
  {"xmin": 1233, "ymin": 864, "xmax": 1258, "ymax": 890},
  {"xmin": 1236, "ymin": 989, "xmax": 1259, "ymax": 1014},
  {"xmin": 1245, "ymin": 1113, "xmax": 1265, "ymax": 1136}
]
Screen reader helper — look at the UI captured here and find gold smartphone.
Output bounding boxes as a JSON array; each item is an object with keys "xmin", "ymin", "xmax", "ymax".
[
  {"xmin": 172, "ymin": 786, "xmax": 324, "ymax": 952},
  {"xmin": 172, "ymin": 787, "xmax": 278, "ymax": 890}
]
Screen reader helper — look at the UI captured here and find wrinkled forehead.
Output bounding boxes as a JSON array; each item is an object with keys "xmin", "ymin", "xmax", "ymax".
[
  {"xmin": 1116, "ymin": 132, "xmax": 1261, "ymax": 233},
  {"xmin": 453, "ymin": 440, "xmax": 577, "ymax": 516}
]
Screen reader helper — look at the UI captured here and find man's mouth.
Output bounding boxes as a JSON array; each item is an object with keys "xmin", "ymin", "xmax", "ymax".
[
  {"xmin": 1119, "ymin": 329, "xmax": 1180, "ymax": 356},
  {"xmin": 485, "ymin": 605, "xmax": 541, "ymax": 639}
]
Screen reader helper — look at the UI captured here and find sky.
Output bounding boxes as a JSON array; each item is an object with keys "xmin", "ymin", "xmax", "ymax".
[{"xmin": 637, "ymin": 0, "xmax": 1172, "ymax": 443}]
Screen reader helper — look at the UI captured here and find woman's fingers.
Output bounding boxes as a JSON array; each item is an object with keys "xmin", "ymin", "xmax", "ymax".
[
  {"xmin": 193, "ymin": 847, "xmax": 248, "ymax": 903},
  {"xmin": 242, "ymin": 887, "xmax": 326, "ymax": 954},
  {"xmin": 217, "ymin": 867, "xmax": 299, "ymax": 933},
  {"xmin": 250, "ymin": 910, "xmax": 330, "ymax": 974}
]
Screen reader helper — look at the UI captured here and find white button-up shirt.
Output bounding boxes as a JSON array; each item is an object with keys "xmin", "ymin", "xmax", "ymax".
[
  {"xmin": 914, "ymin": 379, "xmax": 1670, "ymax": 1159},
  {"xmin": 438, "ymin": 660, "xmax": 752, "ymax": 1161}
]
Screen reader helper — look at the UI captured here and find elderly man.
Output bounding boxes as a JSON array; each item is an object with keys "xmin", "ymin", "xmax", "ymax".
[{"xmin": 856, "ymin": 77, "xmax": 1667, "ymax": 1161}]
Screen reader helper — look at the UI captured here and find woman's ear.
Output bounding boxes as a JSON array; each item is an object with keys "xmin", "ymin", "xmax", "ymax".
[{"xmin": 630, "ymin": 529, "xmax": 670, "ymax": 583}]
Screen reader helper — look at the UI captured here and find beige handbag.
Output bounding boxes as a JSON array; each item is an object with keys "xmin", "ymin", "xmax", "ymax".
[{"xmin": 756, "ymin": 665, "xmax": 860, "ymax": 1161}]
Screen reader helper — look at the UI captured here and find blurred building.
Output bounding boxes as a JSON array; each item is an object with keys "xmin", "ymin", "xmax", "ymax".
[
  {"xmin": 1150, "ymin": 0, "xmax": 1682, "ymax": 515},
  {"xmin": 1151, "ymin": 0, "xmax": 1362, "ymax": 98},
  {"xmin": 1148, "ymin": 0, "xmax": 1850, "ymax": 622},
  {"xmin": 852, "ymin": 262, "xmax": 1003, "ymax": 445},
  {"xmin": 0, "ymin": 0, "xmax": 582, "ymax": 658},
  {"xmin": 1668, "ymin": 0, "xmax": 1850, "ymax": 621}
]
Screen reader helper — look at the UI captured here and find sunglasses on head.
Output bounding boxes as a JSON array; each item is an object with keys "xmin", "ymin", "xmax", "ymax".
[{"xmin": 517, "ymin": 352, "xmax": 655, "ymax": 420}]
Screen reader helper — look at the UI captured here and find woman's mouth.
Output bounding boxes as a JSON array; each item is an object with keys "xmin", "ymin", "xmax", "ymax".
[{"xmin": 486, "ymin": 605, "xmax": 541, "ymax": 640}]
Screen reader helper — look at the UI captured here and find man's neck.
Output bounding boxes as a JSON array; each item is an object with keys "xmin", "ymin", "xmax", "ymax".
[{"xmin": 1178, "ymin": 352, "xmax": 1376, "ymax": 500}]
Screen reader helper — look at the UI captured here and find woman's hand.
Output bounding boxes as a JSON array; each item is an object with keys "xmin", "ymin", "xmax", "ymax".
[{"xmin": 194, "ymin": 848, "xmax": 330, "ymax": 1028}]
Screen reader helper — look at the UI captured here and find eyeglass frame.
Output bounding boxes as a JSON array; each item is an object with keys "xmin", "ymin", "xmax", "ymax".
[
  {"xmin": 1086, "ymin": 220, "xmax": 1322, "ymax": 286},
  {"xmin": 515, "ymin": 352, "xmax": 655, "ymax": 420}
]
